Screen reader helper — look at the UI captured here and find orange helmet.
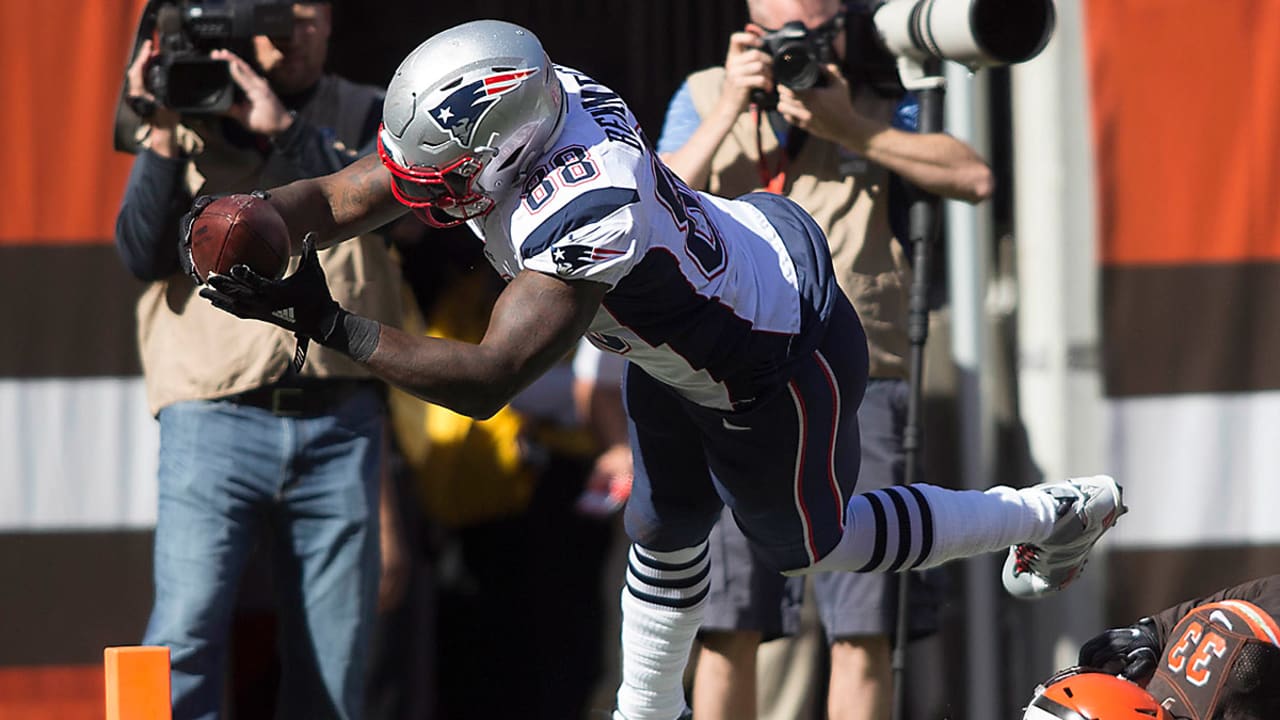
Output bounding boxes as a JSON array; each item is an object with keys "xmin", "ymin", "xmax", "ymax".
[{"xmin": 1023, "ymin": 668, "xmax": 1174, "ymax": 720}]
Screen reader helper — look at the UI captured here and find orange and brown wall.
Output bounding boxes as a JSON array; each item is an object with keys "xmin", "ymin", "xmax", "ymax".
[
  {"xmin": 1088, "ymin": 0, "xmax": 1280, "ymax": 622},
  {"xmin": 1, "ymin": 2, "xmax": 152, "ymax": 718}
]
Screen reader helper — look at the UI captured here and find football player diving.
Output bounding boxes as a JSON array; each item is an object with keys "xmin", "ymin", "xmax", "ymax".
[{"xmin": 187, "ymin": 20, "xmax": 1127, "ymax": 720}]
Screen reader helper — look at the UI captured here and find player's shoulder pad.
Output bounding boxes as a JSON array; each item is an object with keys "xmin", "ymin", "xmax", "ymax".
[
  {"xmin": 511, "ymin": 126, "xmax": 644, "ymax": 257},
  {"xmin": 515, "ymin": 181, "xmax": 639, "ymax": 262}
]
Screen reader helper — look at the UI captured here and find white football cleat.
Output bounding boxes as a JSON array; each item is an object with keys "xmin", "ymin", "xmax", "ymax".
[{"xmin": 1002, "ymin": 475, "xmax": 1126, "ymax": 600}]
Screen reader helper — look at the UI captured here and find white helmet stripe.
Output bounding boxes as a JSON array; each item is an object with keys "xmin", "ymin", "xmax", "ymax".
[{"xmin": 1219, "ymin": 599, "xmax": 1280, "ymax": 647}]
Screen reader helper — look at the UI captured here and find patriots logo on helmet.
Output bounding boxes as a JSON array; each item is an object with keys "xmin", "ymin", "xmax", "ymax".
[{"xmin": 426, "ymin": 68, "xmax": 540, "ymax": 148}]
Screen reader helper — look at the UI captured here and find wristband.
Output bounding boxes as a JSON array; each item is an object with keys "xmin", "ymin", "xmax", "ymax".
[{"xmin": 318, "ymin": 310, "xmax": 381, "ymax": 363}]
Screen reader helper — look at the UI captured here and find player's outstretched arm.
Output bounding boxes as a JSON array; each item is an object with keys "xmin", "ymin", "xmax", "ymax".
[
  {"xmin": 365, "ymin": 269, "xmax": 609, "ymax": 418},
  {"xmin": 268, "ymin": 154, "xmax": 408, "ymax": 253},
  {"xmin": 202, "ymin": 245, "xmax": 607, "ymax": 417}
]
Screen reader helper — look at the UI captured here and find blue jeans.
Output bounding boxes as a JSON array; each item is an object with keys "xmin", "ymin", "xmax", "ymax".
[{"xmin": 145, "ymin": 389, "xmax": 383, "ymax": 720}]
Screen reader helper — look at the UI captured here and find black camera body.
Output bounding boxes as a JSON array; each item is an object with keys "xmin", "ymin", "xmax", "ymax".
[
  {"xmin": 752, "ymin": 20, "xmax": 839, "ymax": 110},
  {"xmin": 145, "ymin": 0, "xmax": 294, "ymax": 115}
]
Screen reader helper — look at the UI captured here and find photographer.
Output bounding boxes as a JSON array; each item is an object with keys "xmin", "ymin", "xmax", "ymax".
[
  {"xmin": 114, "ymin": 2, "xmax": 403, "ymax": 718},
  {"xmin": 658, "ymin": 1, "xmax": 992, "ymax": 719}
]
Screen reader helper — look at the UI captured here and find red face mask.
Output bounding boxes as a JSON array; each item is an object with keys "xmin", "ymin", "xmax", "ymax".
[{"xmin": 377, "ymin": 128, "xmax": 495, "ymax": 228}]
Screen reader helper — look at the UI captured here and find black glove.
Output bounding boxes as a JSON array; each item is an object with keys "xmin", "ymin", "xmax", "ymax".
[
  {"xmin": 201, "ymin": 232, "xmax": 339, "ymax": 334},
  {"xmin": 178, "ymin": 189, "xmax": 271, "ymax": 284},
  {"xmin": 1078, "ymin": 617, "xmax": 1161, "ymax": 682},
  {"xmin": 199, "ymin": 234, "xmax": 380, "ymax": 364}
]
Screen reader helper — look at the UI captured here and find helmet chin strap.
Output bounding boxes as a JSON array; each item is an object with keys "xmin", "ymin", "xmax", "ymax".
[{"xmin": 440, "ymin": 197, "xmax": 492, "ymax": 219}]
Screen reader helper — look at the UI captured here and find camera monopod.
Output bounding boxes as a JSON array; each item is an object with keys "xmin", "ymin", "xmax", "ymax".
[
  {"xmin": 892, "ymin": 56, "xmax": 943, "ymax": 720},
  {"xmin": 866, "ymin": 3, "xmax": 1058, "ymax": 720}
]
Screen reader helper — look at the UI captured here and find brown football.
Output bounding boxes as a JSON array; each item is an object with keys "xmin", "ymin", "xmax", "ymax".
[{"xmin": 189, "ymin": 194, "xmax": 291, "ymax": 282}]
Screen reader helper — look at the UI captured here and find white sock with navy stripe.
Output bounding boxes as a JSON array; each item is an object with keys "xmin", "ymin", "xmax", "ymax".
[
  {"xmin": 807, "ymin": 484, "xmax": 1059, "ymax": 573},
  {"xmin": 613, "ymin": 542, "xmax": 708, "ymax": 720}
]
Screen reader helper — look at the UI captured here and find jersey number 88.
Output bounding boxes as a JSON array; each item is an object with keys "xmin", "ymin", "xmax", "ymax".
[{"xmin": 523, "ymin": 146, "xmax": 598, "ymax": 213}]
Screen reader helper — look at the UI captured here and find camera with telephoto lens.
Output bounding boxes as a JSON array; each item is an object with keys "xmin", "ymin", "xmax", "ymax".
[
  {"xmin": 141, "ymin": 0, "xmax": 294, "ymax": 115},
  {"xmin": 751, "ymin": 15, "xmax": 843, "ymax": 110},
  {"xmin": 747, "ymin": 0, "xmax": 1057, "ymax": 109},
  {"xmin": 869, "ymin": 0, "xmax": 1056, "ymax": 72}
]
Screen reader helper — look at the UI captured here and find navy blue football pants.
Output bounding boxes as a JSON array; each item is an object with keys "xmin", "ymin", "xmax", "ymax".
[{"xmin": 622, "ymin": 294, "xmax": 869, "ymax": 573}]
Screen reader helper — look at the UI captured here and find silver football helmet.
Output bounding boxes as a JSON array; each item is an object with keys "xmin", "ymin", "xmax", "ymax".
[{"xmin": 377, "ymin": 20, "xmax": 566, "ymax": 228}]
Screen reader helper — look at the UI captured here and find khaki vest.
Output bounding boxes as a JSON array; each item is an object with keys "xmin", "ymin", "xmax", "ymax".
[
  {"xmin": 685, "ymin": 68, "xmax": 911, "ymax": 379},
  {"xmin": 136, "ymin": 74, "xmax": 402, "ymax": 414}
]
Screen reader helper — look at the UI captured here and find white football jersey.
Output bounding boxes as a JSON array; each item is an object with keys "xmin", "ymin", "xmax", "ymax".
[{"xmin": 471, "ymin": 66, "xmax": 826, "ymax": 411}]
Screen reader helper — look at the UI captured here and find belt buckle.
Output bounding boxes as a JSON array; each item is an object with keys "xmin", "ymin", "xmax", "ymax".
[{"xmin": 271, "ymin": 387, "xmax": 305, "ymax": 417}]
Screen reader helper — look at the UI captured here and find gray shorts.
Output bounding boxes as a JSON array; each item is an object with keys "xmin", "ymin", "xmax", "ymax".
[{"xmin": 699, "ymin": 379, "xmax": 941, "ymax": 641}]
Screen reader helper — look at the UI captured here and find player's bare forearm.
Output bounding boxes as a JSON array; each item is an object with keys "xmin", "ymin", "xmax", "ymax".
[
  {"xmin": 360, "ymin": 271, "xmax": 609, "ymax": 419},
  {"xmin": 269, "ymin": 154, "xmax": 408, "ymax": 253}
]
